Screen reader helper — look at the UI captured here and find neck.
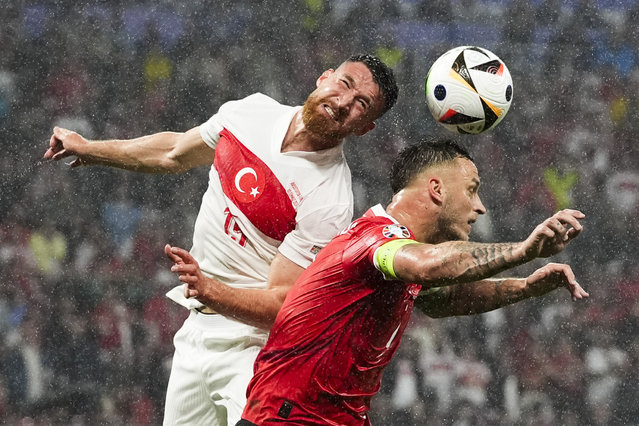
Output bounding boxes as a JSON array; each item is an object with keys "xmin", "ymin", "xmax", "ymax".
[
  {"xmin": 281, "ymin": 110, "xmax": 342, "ymax": 153},
  {"xmin": 385, "ymin": 191, "xmax": 438, "ymax": 244}
]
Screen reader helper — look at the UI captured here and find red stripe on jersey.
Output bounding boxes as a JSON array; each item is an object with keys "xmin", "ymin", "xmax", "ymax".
[{"xmin": 214, "ymin": 128, "xmax": 296, "ymax": 241}]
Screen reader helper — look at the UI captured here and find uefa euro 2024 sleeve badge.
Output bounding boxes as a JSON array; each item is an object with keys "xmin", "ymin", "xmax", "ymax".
[{"xmin": 382, "ymin": 224, "xmax": 411, "ymax": 239}]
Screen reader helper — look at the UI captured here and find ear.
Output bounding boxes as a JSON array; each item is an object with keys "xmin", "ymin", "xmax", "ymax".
[
  {"xmin": 316, "ymin": 69, "xmax": 334, "ymax": 87},
  {"xmin": 428, "ymin": 177, "xmax": 444, "ymax": 205},
  {"xmin": 354, "ymin": 122, "xmax": 376, "ymax": 136}
]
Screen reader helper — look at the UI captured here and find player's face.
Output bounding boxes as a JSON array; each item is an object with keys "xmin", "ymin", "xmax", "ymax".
[
  {"xmin": 302, "ymin": 61, "xmax": 384, "ymax": 142},
  {"xmin": 437, "ymin": 158, "xmax": 486, "ymax": 241}
]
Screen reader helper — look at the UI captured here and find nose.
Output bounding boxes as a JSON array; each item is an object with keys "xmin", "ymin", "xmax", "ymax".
[
  {"xmin": 475, "ymin": 196, "xmax": 487, "ymax": 215},
  {"xmin": 337, "ymin": 91, "xmax": 355, "ymax": 115}
]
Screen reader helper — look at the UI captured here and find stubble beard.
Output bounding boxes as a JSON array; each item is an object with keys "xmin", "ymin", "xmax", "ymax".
[
  {"xmin": 437, "ymin": 205, "xmax": 470, "ymax": 242},
  {"xmin": 302, "ymin": 95, "xmax": 340, "ymax": 142}
]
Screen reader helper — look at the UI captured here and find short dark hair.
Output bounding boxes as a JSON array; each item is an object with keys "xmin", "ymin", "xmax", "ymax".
[
  {"xmin": 389, "ymin": 139, "xmax": 474, "ymax": 194},
  {"xmin": 346, "ymin": 54, "xmax": 398, "ymax": 116}
]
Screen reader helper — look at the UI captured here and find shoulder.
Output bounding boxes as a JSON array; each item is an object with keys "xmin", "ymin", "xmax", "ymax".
[
  {"xmin": 342, "ymin": 216, "xmax": 400, "ymax": 250},
  {"xmin": 245, "ymin": 92, "xmax": 281, "ymax": 105},
  {"xmin": 221, "ymin": 93, "xmax": 287, "ymax": 112},
  {"xmin": 215, "ymin": 93, "xmax": 298, "ymax": 134},
  {"xmin": 345, "ymin": 219, "xmax": 418, "ymax": 281},
  {"xmin": 325, "ymin": 217, "xmax": 410, "ymax": 277},
  {"xmin": 345, "ymin": 217, "xmax": 415, "ymax": 254}
]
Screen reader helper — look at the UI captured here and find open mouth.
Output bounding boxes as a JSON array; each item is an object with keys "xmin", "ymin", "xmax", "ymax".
[{"xmin": 324, "ymin": 105, "xmax": 337, "ymax": 121}]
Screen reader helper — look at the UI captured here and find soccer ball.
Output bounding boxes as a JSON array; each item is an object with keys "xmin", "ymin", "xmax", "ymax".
[{"xmin": 425, "ymin": 46, "xmax": 513, "ymax": 134}]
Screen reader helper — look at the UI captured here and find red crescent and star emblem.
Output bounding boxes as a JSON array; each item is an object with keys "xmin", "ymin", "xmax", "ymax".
[
  {"xmin": 233, "ymin": 166, "xmax": 265, "ymax": 203},
  {"xmin": 214, "ymin": 128, "xmax": 296, "ymax": 241}
]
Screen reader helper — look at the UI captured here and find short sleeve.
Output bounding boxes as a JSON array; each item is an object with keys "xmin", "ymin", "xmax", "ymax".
[
  {"xmin": 199, "ymin": 114, "xmax": 224, "ymax": 149},
  {"xmin": 199, "ymin": 93, "xmax": 282, "ymax": 150},
  {"xmin": 278, "ymin": 203, "xmax": 352, "ymax": 269},
  {"xmin": 372, "ymin": 238, "xmax": 419, "ymax": 280}
]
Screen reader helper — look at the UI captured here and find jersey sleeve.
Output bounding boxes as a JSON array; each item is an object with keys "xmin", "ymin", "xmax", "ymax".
[
  {"xmin": 373, "ymin": 238, "xmax": 419, "ymax": 280},
  {"xmin": 199, "ymin": 93, "xmax": 277, "ymax": 149},
  {"xmin": 278, "ymin": 202, "xmax": 352, "ymax": 269},
  {"xmin": 199, "ymin": 114, "xmax": 224, "ymax": 149}
]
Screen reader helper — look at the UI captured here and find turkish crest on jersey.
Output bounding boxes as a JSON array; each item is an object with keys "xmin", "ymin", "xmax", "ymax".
[{"xmin": 214, "ymin": 129, "xmax": 296, "ymax": 242}]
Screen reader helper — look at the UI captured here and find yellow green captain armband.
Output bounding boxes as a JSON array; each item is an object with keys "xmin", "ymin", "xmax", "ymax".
[{"xmin": 373, "ymin": 238, "xmax": 418, "ymax": 280}]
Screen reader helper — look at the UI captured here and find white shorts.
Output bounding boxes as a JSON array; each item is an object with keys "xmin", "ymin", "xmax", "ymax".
[{"xmin": 163, "ymin": 310, "xmax": 268, "ymax": 426}]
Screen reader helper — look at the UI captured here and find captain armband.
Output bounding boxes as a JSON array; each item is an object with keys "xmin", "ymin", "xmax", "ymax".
[{"xmin": 373, "ymin": 239, "xmax": 418, "ymax": 280}]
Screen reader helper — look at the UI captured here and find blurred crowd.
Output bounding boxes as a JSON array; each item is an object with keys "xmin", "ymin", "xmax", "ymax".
[{"xmin": 1, "ymin": 0, "xmax": 638, "ymax": 424}]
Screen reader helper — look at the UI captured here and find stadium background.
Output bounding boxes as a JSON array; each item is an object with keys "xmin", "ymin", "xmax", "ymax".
[{"xmin": 1, "ymin": 0, "xmax": 637, "ymax": 424}]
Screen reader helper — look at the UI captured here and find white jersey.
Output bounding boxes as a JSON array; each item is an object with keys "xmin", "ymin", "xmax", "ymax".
[{"xmin": 167, "ymin": 93, "xmax": 353, "ymax": 310}]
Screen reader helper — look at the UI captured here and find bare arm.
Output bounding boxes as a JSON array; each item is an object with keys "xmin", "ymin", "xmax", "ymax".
[
  {"xmin": 44, "ymin": 126, "xmax": 214, "ymax": 173},
  {"xmin": 392, "ymin": 209, "xmax": 585, "ymax": 288},
  {"xmin": 415, "ymin": 262, "xmax": 589, "ymax": 318},
  {"xmin": 393, "ymin": 240, "xmax": 528, "ymax": 287},
  {"xmin": 165, "ymin": 245, "xmax": 304, "ymax": 330}
]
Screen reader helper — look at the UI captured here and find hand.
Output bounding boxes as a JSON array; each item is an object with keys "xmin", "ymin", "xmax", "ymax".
[
  {"xmin": 43, "ymin": 126, "xmax": 89, "ymax": 167},
  {"xmin": 522, "ymin": 209, "xmax": 584, "ymax": 259},
  {"xmin": 164, "ymin": 244, "xmax": 206, "ymax": 299},
  {"xmin": 525, "ymin": 263, "xmax": 589, "ymax": 301}
]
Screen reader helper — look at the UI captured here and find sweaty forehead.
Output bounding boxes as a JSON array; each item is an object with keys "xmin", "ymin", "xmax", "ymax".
[
  {"xmin": 409, "ymin": 156, "xmax": 479, "ymax": 189},
  {"xmin": 455, "ymin": 157, "xmax": 480, "ymax": 184},
  {"xmin": 426, "ymin": 157, "xmax": 478, "ymax": 182},
  {"xmin": 335, "ymin": 62, "xmax": 382, "ymax": 101},
  {"xmin": 336, "ymin": 61, "xmax": 374, "ymax": 81}
]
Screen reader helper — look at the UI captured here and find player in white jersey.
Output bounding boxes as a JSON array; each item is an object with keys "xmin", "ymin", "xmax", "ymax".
[{"xmin": 44, "ymin": 54, "xmax": 399, "ymax": 425}]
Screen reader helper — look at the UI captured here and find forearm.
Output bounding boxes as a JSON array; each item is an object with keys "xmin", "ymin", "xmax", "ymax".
[
  {"xmin": 196, "ymin": 278, "xmax": 286, "ymax": 330},
  {"xmin": 415, "ymin": 277, "xmax": 534, "ymax": 318},
  {"xmin": 398, "ymin": 241, "xmax": 530, "ymax": 287},
  {"xmin": 81, "ymin": 132, "xmax": 185, "ymax": 173}
]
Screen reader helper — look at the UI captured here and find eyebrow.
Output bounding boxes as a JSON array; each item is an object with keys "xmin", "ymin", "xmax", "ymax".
[
  {"xmin": 342, "ymin": 73, "xmax": 372, "ymax": 107},
  {"xmin": 343, "ymin": 73, "xmax": 356, "ymax": 87}
]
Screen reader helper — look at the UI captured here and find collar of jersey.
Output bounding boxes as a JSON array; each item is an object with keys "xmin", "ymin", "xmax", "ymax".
[
  {"xmin": 280, "ymin": 141, "xmax": 345, "ymax": 166},
  {"xmin": 370, "ymin": 204, "xmax": 400, "ymax": 224}
]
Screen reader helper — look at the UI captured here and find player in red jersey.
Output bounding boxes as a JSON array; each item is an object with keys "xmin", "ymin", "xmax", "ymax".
[{"xmin": 214, "ymin": 139, "xmax": 585, "ymax": 425}]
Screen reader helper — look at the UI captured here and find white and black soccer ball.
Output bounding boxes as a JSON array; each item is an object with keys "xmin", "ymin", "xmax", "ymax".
[{"xmin": 425, "ymin": 46, "xmax": 513, "ymax": 134}]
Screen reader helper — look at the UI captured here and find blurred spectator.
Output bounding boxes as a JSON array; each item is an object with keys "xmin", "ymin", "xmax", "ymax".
[
  {"xmin": 92, "ymin": 282, "xmax": 134, "ymax": 366},
  {"xmin": 1, "ymin": 314, "xmax": 51, "ymax": 409},
  {"xmin": 28, "ymin": 219, "xmax": 67, "ymax": 278},
  {"xmin": 451, "ymin": 341, "xmax": 492, "ymax": 410},
  {"xmin": 379, "ymin": 337, "xmax": 430, "ymax": 426},
  {"xmin": 611, "ymin": 334, "xmax": 639, "ymax": 423},
  {"xmin": 584, "ymin": 326, "xmax": 628, "ymax": 410},
  {"xmin": 101, "ymin": 186, "xmax": 143, "ymax": 259}
]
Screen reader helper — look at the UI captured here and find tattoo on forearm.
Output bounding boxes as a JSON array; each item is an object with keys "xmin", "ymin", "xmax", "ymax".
[
  {"xmin": 469, "ymin": 243, "xmax": 517, "ymax": 274},
  {"xmin": 495, "ymin": 280, "xmax": 527, "ymax": 304},
  {"xmin": 438, "ymin": 242, "xmax": 523, "ymax": 283},
  {"xmin": 417, "ymin": 278, "xmax": 529, "ymax": 318},
  {"xmin": 415, "ymin": 287, "xmax": 452, "ymax": 317}
]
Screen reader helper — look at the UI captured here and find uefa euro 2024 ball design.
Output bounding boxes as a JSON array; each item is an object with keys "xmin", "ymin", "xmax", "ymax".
[{"xmin": 425, "ymin": 46, "xmax": 513, "ymax": 134}]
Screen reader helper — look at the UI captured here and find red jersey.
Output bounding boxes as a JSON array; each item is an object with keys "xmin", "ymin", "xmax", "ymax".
[{"xmin": 242, "ymin": 205, "xmax": 421, "ymax": 425}]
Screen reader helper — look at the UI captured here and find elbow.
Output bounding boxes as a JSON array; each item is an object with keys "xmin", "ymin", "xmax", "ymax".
[
  {"xmin": 255, "ymin": 307, "xmax": 280, "ymax": 331},
  {"xmin": 413, "ymin": 262, "xmax": 464, "ymax": 287},
  {"xmin": 159, "ymin": 155, "xmax": 190, "ymax": 173},
  {"xmin": 401, "ymin": 246, "xmax": 469, "ymax": 286},
  {"xmin": 256, "ymin": 290, "xmax": 288, "ymax": 330}
]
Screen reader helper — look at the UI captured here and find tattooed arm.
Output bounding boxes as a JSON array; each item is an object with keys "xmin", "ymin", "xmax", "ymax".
[
  {"xmin": 414, "ymin": 263, "xmax": 589, "ymax": 318},
  {"xmin": 390, "ymin": 209, "xmax": 585, "ymax": 288},
  {"xmin": 392, "ymin": 240, "xmax": 528, "ymax": 287}
]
